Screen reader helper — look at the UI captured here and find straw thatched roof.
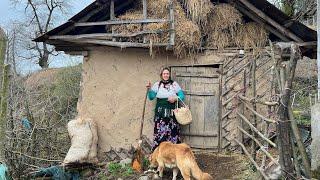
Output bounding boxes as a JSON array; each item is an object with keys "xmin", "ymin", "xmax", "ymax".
[{"xmin": 34, "ymin": 0, "xmax": 317, "ymax": 58}]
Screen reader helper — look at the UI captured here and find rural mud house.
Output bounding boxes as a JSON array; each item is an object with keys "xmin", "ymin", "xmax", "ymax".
[{"xmin": 35, "ymin": 0, "xmax": 316, "ymax": 157}]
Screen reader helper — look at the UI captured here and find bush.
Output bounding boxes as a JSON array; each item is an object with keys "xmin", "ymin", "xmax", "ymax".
[{"xmin": 5, "ymin": 65, "xmax": 82, "ymax": 178}]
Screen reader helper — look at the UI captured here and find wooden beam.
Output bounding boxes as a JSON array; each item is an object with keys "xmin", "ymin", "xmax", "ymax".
[
  {"xmin": 241, "ymin": 99, "xmax": 277, "ymax": 123},
  {"xmin": 237, "ymin": 111, "xmax": 277, "ymax": 147},
  {"xmin": 110, "ymin": 0, "xmax": 116, "ymax": 42},
  {"xmin": 143, "ymin": 0, "xmax": 147, "ymax": 18},
  {"xmin": 75, "ymin": 19, "xmax": 169, "ymax": 27},
  {"xmin": 76, "ymin": 0, "xmax": 136, "ymax": 34},
  {"xmin": 238, "ymin": 94, "xmax": 278, "ymax": 106},
  {"xmin": 233, "ymin": 1, "xmax": 290, "ymax": 42},
  {"xmin": 168, "ymin": 0, "xmax": 175, "ymax": 47},
  {"xmin": 50, "ymin": 30, "xmax": 165, "ymax": 40},
  {"xmin": 238, "ymin": 0, "xmax": 303, "ymax": 42},
  {"xmin": 142, "ymin": 0, "xmax": 147, "ymax": 43},
  {"xmin": 238, "ymin": 126, "xmax": 278, "ymax": 165},
  {"xmin": 110, "ymin": 0, "xmax": 115, "ymax": 20},
  {"xmin": 235, "ymin": 139, "xmax": 270, "ymax": 180},
  {"xmin": 296, "ymin": 41, "xmax": 317, "ymax": 47},
  {"xmin": 181, "ymin": 132, "xmax": 218, "ymax": 137},
  {"xmin": 60, "ymin": 39, "xmax": 169, "ymax": 48}
]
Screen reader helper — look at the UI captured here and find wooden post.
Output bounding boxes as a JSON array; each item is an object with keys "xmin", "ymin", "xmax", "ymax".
[
  {"xmin": 291, "ymin": 136, "xmax": 302, "ymax": 179},
  {"xmin": 276, "ymin": 43, "xmax": 300, "ymax": 177},
  {"xmin": 251, "ymin": 58, "xmax": 257, "ymax": 160},
  {"xmin": 311, "ymin": 103, "xmax": 320, "ymax": 179},
  {"xmin": 0, "ymin": 29, "xmax": 7, "ymax": 161},
  {"xmin": 0, "ymin": 64, "xmax": 10, "ymax": 161},
  {"xmin": 110, "ymin": 0, "xmax": 115, "ymax": 42},
  {"xmin": 142, "ymin": 0, "xmax": 147, "ymax": 44},
  {"xmin": 288, "ymin": 106, "xmax": 311, "ymax": 178},
  {"xmin": 239, "ymin": 69, "xmax": 246, "ymax": 151},
  {"xmin": 235, "ymin": 139, "xmax": 269, "ymax": 180},
  {"xmin": 168, "ymin": 0, "xmax": 175, "ymax": 48}
]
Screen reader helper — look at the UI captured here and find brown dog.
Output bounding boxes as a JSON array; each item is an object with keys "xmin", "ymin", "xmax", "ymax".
[{"xmin": 149, "ymin": 142, "xmax": 213, "ymax": 180}]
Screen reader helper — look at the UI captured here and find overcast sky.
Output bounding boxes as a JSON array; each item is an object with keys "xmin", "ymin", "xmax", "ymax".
[
  {"xmin": 0, "ymin": 0, "xmax": 93, "ymax": 74},
  {"xmin": 0, "ymin": 0, "xmax": 93, "ymax": 26}
]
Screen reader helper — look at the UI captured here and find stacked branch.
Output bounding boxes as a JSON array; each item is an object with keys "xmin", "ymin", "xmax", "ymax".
[{"xmin": 5, "ymin": 66, "xmax": 81, "ymax": 178}]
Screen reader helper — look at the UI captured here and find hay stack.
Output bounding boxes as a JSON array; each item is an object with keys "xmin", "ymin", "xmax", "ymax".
[
  {"xmin": 235, "ymin": 22, "xmax": 269, "ymax": 49},
  {"xmin": 113, "ymin": 11, "xmax": 143, "ymax": 35},
  {"xmin": 148, "ymin": 0, "xmax": 201, "ymax": 57},
  {"xmin": 208, "ymin": 4, "xmax": 242, "ymax": 33},
  {"xmin": 206, "ymin": 4, "xmax": 242, "ymax": 49},
  {"xmin": 114, "ymin": 0, "xmax": 201, "ymax": 58},
  {"xmin": 207, "ymin": 31, "xmax": 232, "ymax": 50},
  {"xmin": 182, "ymin": 0, "xmax": 214, "ymax": 28}
]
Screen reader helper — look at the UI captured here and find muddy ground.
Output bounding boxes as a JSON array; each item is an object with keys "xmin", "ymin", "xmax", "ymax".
[
  {"xmin": 87, "ymin": 152, "xmax": 259, "ymax": 180},
  {"xmin": 156, "ymin": 152, "xmax": 259, "ymax": 180}
]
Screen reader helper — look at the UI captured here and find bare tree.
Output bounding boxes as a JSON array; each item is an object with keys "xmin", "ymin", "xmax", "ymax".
[{"xmin": 11, "ymin": 0, "xmax": 70, "ymax": 69}]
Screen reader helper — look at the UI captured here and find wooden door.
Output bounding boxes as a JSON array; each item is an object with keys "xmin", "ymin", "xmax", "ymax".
[{"xmin": 171, "ymin": 66, "xmax": 221, "ymax": 150}]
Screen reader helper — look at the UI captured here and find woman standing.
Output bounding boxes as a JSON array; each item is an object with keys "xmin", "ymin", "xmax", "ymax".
[{"xmin": 146, "ymin": 67, "xmax": 185, "ymax": 151}]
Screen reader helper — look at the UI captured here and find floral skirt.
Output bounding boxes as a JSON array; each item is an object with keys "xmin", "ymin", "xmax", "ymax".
[{"xmin": 152, "ymin": 102, "xmax": 181, "ymax": 151}]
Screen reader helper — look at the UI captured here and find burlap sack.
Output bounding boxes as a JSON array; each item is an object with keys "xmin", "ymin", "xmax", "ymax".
[
  {"xmin": 86, "ymin": 118, "xmax": 98, "ymax": 163},
  {"xmin": 63, "ymin": 117, "xmax": 98, "ymax": 164}
]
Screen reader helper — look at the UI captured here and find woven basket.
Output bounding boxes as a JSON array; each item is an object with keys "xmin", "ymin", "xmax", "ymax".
[{"xmin": 174, "ymin": 97, "xmax": 192, "ymax": 125}]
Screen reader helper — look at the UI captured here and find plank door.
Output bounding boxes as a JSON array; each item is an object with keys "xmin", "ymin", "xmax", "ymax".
[{"xmin": 171, "ymin": 66, "xmax": 221, "ymax": 150}]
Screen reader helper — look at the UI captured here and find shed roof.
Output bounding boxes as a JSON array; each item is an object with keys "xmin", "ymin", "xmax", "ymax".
[{"xmin": 34, "ymin": 0, "xmax": 317, "ymax": 57}]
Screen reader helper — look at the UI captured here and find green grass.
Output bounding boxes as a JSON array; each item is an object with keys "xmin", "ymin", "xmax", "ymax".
[{"xmin": 107, "ymin": 162, "xmax": 135, "ymax": 178}]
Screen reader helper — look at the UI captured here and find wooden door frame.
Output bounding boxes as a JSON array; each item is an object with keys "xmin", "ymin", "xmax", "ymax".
[{"xmin": 169, "ymin": 64, "xmax": 223, "ymax": 151}]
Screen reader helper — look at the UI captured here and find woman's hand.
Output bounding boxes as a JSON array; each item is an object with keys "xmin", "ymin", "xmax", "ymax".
[
  {"xmin": 146, "ymin": 81, "xmax": 151, "ymax": 89},
  {"xmin": 168, "ymin": 96, "xmax": 177, "ymax": 103}
]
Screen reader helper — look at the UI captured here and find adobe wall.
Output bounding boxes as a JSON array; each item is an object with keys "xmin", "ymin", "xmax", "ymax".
[{"xmin": 78, "ymin": 47, "xmax": 225, "ymax": 156}]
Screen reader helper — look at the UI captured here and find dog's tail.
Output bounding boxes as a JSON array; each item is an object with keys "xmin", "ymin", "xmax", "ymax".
[
  {"xmin": 187, "ymin": 152, "xmax": 213, "ymax": 180},
  {"xmin": 201, "ymin": 173, "xmax": 214, "ymax": 180}
]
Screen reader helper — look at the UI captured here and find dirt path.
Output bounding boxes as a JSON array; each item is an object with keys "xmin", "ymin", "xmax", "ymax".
[{"xmin": 160, "ymin": 152, "xmax": 258, "ymax": 180}]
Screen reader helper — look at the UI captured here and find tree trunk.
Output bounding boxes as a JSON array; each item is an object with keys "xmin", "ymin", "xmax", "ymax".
[
  {"xmin": 276, "ymin": 43, "xmax": 300, "ymax": 177},
  {"xmin": 0, "ymin": 28, "xmax": 7, "ymax": 161},
  {"xmin": 39, "ymin": 43, "xmax": 49, "ymax": 69}
]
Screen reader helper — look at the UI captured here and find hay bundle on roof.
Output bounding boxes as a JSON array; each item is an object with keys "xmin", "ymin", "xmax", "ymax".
[
  {"xmin": 182, "ymin": 0, "xmax": 214, "ymax": 28},
  {"xmin": 113, "ymin": 11, "xmax": 143, "ymax": 35},
  {"xmin": 114, "ymin": 0, "xmax": 201, "ymax": 58},
  {"xmin": 207, "ymin": 31, "xmax": 232, "ymax": 50},
  {"xmin": 205, "ymin": 4, "xmax": 243, "ymax": 49},
  {"xmin": 148, "ymin": 0, "xmax": 170, "ymax": 18},
  {"xmin": 208, "ymin": 4, "xmax": 242, "ymax": 33},
  {"xmin": 234, "ymin": 22, "xmax": 269, "ymax": 49}
]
